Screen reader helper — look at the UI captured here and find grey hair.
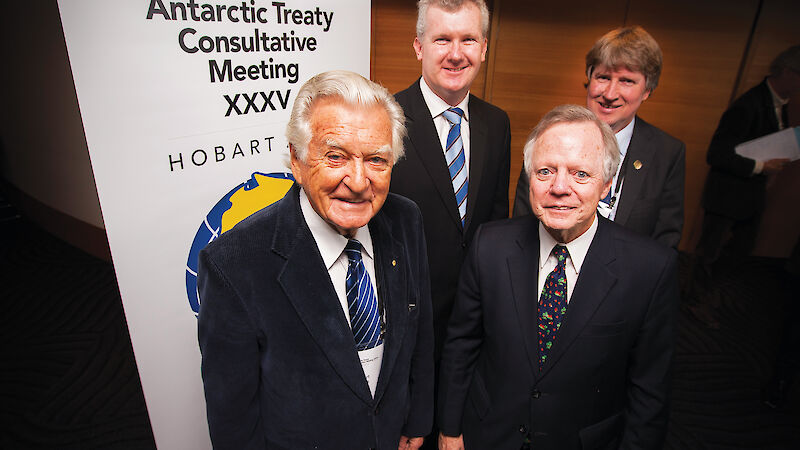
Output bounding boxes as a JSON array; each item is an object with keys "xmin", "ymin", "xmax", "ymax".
[
  {"xmin": 585, "ymin": 26, "xmax": 663, "ymax": 93},
  {"xmin": 523, "ymin": 104, "xmax": 620, "ymax": 183},
  {"xmin": 285, "ymin": 70, "xmax": 406, "ymax": 164},
  {"xmin": 416, "ymin": 0, "xmax": 490, "ymax": 38}
]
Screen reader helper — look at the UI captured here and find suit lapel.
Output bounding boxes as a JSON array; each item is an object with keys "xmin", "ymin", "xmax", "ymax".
[
  {"xmin": 368, "ymin": 211, "xmax": 409, "ymax": 404},
  {"xmin": 507, "ymin": 218, "xmax": 544, "ymax": 381},
  {"xmin": 758, "ymin": 80, "xmax": 780, "ymax": 132},
  {"xmin": 538, "ymin": 218, "xmax": 618, "ymax": 378},
  {"xmin": 275, "ymin": 186, "xmax": 374, "ymax": 404},
  {"xmin": 614, "ymin": 117, "xmax": 655, "ymax": 226},
  {"xmin": 466, "ymin": 97, "xmax": 489, "ymax": 232},
  {"xmin": 405, "ymin": 80, "xmax": 463, "ymax": 229}
]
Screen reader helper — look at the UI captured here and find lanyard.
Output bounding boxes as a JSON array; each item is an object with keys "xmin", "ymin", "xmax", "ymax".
[{"xmin": 608, "ymin": 151, "xmax": 631, "ymax": 210}]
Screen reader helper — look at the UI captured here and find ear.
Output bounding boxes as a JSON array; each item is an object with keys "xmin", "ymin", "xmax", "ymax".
[
  {"xmin": 289, "ymin": 145, "xmax": 303, "ymax": 185},
  {"xmin": 642, "ymin": 89, "xmax": 651, "ymax": 101},
  {"xmin": 601, "ymin": 177, "xmax": 613, "ymax": 200},
  {"xmin": 480, "ymin": 38, "xmax": 488, "ymax": 62},
  {"xmin": 413, "ymin": 37, "xmax": 423, "ymax": 61}
]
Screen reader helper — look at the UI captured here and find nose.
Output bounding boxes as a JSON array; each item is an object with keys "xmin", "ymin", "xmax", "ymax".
[
  {"xmin": 603, "ymin": 80, "xmax": 619, "ymax": 100},
  {"xmin": 549, "ymin": 171, "xmax": 570, "ymax": 195},
  {"xmin": 448, "ymin": 41, "xmax": 463, "ymax": 60},
  {"xmin": 345, "ymin": 160, "xmax": 369, "ymax": 193}
]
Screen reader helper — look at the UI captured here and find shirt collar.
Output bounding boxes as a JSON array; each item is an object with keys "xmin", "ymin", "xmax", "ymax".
[
  {"xmin": 538, "ymin": 214, "xmax": 599, "ymax": 274},
  {"xmin": 615, "ymin": 115, "xmax": 635, "ymax": 156},
  {"xmin": 299, "ymin": 188, "xmax": 374, "ymax": 270},
  {"xmin": 766, "ymin": 77, "xmax": 790, "ymax": 106},
  {"xmin": 419, "ymin": 76, "xmax": 470, "ymax": 122}
]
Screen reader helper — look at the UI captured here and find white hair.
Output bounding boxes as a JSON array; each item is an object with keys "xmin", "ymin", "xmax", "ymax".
[{"xmin": 285, "ymin": 70, "xmax": 406, "ymax": 164}]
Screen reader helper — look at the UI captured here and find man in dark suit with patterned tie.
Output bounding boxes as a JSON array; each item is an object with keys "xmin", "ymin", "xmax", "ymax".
[
  {"xmin": 439, "ymin": 105, "xmax": 678, "ymax": 450},
  {"xmin": 197, "ymin": 71, "xmax": 433, "ymax": 450},
  {"xmin": 390, "ymin": 0, "xmax": 511, "ymax": 365}
]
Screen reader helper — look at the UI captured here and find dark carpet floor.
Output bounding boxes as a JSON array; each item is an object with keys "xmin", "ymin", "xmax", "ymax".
[
  {"xmin": 0, "ymin": 198, "xmax": 798, "ymax": 449},
  {"xmin": 0, "ymin": 207, "xmax": 155, "ymax": 449}
]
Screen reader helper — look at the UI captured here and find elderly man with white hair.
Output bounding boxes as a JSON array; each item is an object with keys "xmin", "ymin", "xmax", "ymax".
[
  {"xmin": 198, "ymin": 70, "xmax": 434, "ymax": 450},
  {"xmin": 439, "ymin": 105, "xmax": 678, "ymax": 450}
]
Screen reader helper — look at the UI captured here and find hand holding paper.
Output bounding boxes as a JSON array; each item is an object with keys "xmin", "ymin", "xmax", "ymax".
[{"xmin": 735, "ymin": 127, "xmax": 800, "ymax": 162}]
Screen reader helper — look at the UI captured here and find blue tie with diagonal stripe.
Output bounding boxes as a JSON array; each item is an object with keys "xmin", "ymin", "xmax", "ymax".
[
  {"xmin": 344, "ymin": 239, "xmax": 382, "ymax": 351},
  {"xmin": 442, "ymin": 107, "xmax": 468, "ymax": 225}
]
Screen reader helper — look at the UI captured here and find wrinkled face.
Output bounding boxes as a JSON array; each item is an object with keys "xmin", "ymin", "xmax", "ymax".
[
  {"xmin": 586, "ymin": 65, "xmax": 651, "ymax": 133},
  {"xmin": 290, "ymin": 98, "xmax": 394, "ymax": 238},
  {"xmin": 413, "ymin": 4, "xmax": 487, "ymax": 106},
  {"xmin": 529, "ymin": 122, "xmax": 612, "ymax": 243}
]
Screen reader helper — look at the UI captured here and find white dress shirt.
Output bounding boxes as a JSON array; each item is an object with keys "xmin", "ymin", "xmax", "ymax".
[
  {"xmin": 537, "ymin": 215, "xmax": 599, "ymax": 304},
  {"xmin": 750, "ymin": 79, "xmax": 792, "ymax": 174},
  {"xmin": 419, "ymin": 76, "xmax": 472, "ymax": 178},
  {"xmin": 598, "ymin": 117, "xmax": 635, "ymax": 221},
  {"xmin": 299, "ymin": 189, "xmax": 383, "ymax": 396}
]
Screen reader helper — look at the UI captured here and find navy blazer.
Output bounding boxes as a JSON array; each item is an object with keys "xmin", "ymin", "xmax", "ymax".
[
  {"xmin": 438, "ymin": 215, "xmax": 678, "ymax": 449},
  {"xmin": 513, "ymin": 116, "xmax": 686, "ymax": 248},
  {"xmin": 702, "ymin": 79, "xmax": 778, "ymax": 220},
  {"xmin": 198, "ymin": 184, "xmax": 434, "ymax": 449},
  {"xmin": 391, "ymin": 79, "xmax": 511, "ymax": 358}
]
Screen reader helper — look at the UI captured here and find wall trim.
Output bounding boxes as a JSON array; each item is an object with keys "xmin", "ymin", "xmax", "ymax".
[{"xmin": 1, "ymin": 181, "xmax": 111, "ymax": 261}]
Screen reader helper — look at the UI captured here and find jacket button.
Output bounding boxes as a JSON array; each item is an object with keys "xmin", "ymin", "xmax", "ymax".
[{"xmin": 531, "ymin": 389, "xmax": 541, "ymax": 399}]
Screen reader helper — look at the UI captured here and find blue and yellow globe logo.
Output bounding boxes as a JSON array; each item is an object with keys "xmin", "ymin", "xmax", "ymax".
[{"xmin": 185, "ymin": 172, "xmax": 295, "ymax": 314}]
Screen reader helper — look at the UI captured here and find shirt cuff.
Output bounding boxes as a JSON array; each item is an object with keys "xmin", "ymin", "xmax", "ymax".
[{"xmin": 753, "ymin": 159, "xmax": 764, "ymax": 175}]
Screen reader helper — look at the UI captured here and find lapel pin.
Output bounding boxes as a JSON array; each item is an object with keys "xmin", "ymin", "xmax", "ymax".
[
  {"xmin": 633, "ymin": 160, "xmax": 643, "ymax": 170},
  {"xmin": 392, "ymin": 259, "xmax": 397, "ymax": 267}
]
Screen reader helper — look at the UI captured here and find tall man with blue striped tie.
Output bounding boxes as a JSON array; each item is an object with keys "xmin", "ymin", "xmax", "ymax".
[
  {"xmin": 390, "ymin": 0, "xmax": 511, "ymax": 378},
  {"xmin": 198, "ymin": 71, "xmax": 434, "ymax": 450}
]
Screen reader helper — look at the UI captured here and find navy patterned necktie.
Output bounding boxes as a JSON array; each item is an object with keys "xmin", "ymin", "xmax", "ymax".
[
  {"xmin": 344, "ymin": 239, "xmax": 382, "ymax": 351},
  {"xmin": 442, "ymin": 107, "xmax": 468, "ymax": 225},
  {"xmin": 538, "ymin": 245, "xmax": 569, "ymax": 369}
]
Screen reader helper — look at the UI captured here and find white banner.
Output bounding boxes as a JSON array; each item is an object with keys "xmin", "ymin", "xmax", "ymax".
[{"xmin": 57, "ymin": 1, "xmax": 370, "ymax": 447}]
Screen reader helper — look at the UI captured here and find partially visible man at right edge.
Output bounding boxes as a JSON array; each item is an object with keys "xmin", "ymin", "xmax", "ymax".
[{"xmin": 697, "ymin": 45, "xmax": 800, "ymax": 273}]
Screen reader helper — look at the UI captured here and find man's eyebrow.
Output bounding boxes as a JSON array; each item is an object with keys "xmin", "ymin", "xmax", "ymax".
[
  {"xmin": 374, "ymin": 145, "xmax": 393, "ymax": 155},
  {"xmin": 325, "ymin": 138, "xmax": 341, "ymax": 148}
]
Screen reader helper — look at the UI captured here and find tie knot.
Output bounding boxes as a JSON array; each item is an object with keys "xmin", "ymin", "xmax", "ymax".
[
  {"xmin": 552, "ymin": 245, "xmax": 569, "ymax": 265},
  {"xmin": 345, "ymin": 239, "xmax": 363, "ymax": 263},
  {"xmin": 442, "ymin": 107, "xmax": 464, "ymax": 125}
]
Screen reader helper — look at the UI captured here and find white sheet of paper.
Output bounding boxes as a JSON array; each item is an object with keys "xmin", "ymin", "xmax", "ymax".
[{"xmin": 734, "ymin": 127, "xmax": 800, "ymax": 161}]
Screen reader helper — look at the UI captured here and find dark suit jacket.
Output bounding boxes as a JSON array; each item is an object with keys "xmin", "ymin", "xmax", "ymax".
[
  {"xmin": 390, "ymin": 79, "xmax": 511, "ymax": 358},
  {"xmin": 513, "ymin": 116, "xmax": 686, "ymax": 248},
  {"xmin": 438, "ymin": 215, "xmax": 678, "ymax": 450},
  {"xmin": 197, "ymin": 184, "xmax": 434, "ymax": 450},
  {"xmin": 702, "ymin": 79, "xmax": 778, "ymax": 220}
]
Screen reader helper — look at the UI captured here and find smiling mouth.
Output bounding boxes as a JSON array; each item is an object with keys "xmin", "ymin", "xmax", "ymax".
[
  {"xmin": 548, "ymin": 206, "xmax": 574, "ymax": 210},
  {"xmin": 445, "ymin": 66, "xmax": 469, "ymax": 73},
  {"xmin": 598, "ymin": 102, "xmax": 620, "ymax": 110},
  {"xmin": 336, "ymin": 198, "xmax": 369, "ymax": 206}
]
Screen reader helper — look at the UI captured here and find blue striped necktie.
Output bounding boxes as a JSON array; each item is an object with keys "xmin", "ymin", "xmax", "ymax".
[
  {"xmin": 442, "ymin": 107, "xmax": 468, "ymax": 225},
  {"xmin": 344, "ymin": 239, "xmax": 382, "ymax": 351}
]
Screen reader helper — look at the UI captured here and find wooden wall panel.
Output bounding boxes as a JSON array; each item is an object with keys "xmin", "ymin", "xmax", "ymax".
[
  {"xmin": 737, "ymin": 0, "xmax": 800, "ymax": 99},
  {"xmin": 625, "ymin": 0, "xmax": 759, "ymax": 250},
  {"xmin": 370, "ymin": 1, "xmax": 418, "ymax": 93}
]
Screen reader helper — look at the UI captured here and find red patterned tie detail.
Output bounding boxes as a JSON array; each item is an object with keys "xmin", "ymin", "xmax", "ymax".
[{"xmin": 538, "ymin": 245, "xmax": 569, "ymax": 369}]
